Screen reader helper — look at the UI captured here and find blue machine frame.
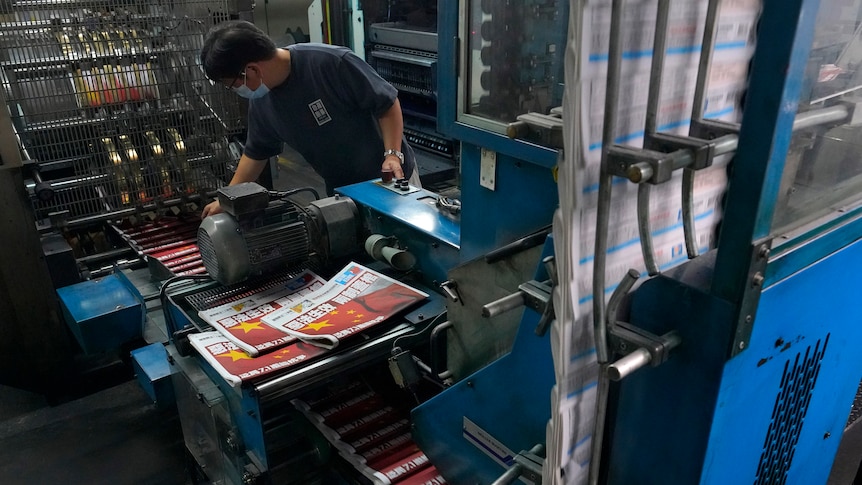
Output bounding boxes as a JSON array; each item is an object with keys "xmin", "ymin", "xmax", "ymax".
[
  {"xmin": 436, "ymin": 0, "xmax": 562, "ymax": 261},
  {"xmin": 412, "ymin": 237, "xmax": 556, "ymax": 483},
  {"xmin": 604, "ymin": 0, "xmax": 862, "ymax": 483}
]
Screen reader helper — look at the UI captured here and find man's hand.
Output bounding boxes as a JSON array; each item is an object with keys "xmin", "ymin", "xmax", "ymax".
[
  {"xmin": 382, "ymin": 155, "xmax": 404, "ymax": 179},
  {"xmin": 201, "ymin": 200, "xmax": 223, "ymax": 219}
]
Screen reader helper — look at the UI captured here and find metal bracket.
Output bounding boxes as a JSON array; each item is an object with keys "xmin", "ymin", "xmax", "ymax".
[
  {"xmin": 480, "ymin": 256, "xmax": 557, "ymax": 336},
  {"xmin": 506, "ymin": 111, "xmax": 564, "ymax": 148},
  {"xmin": 644, "ymin": 132, "xmax": 716, "ymax": 170},
  {"xmin": 606, "ymin": 145, "xmax": 689, "ymax": 184},
  {"xmin": 608, "ymin": 322, "xmax": 680, "ymax": 376},
  {"xmin": 731, "ymin": 239, "xmax": 773, "ymax": 357},
  {"xmin": 491, "ymin": 443, "xmax": 544, "ymax": 485},
  {"xmin": 689, "ymin": 118, "xmax": 740, "ymax": 141}
]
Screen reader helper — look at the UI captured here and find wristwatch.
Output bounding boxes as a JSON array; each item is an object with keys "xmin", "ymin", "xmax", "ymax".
[{"xmin": 383, "ymin": 149, "xmax": 404, "ymax": 165}]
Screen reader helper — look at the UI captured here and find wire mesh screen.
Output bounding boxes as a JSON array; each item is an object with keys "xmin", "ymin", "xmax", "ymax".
[{"xmin": 0, "ymin": 0, "xmax": 247, "ymax": 224}]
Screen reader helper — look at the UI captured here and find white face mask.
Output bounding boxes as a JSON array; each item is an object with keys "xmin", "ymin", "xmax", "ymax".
[{"xmin": 233, "ymin": 73, "xmax": 270, "ymax": 99}]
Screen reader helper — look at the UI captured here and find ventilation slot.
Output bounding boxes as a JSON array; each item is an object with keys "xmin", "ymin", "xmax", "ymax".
[{"xmin": 754, "ymin": 334, "xmax": 830, "ymax": 485}]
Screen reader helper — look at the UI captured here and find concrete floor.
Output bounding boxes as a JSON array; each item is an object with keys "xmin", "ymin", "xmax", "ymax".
[{"xmin": 0, "ymin": 381, "xmax": 189, "ymax": 485}]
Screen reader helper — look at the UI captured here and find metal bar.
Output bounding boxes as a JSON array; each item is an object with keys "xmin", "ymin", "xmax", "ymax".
[
  {"xmin": 593, "ymin": 0, "xmax": 625, "ymax": 366},
  {"xmin": 690, "ymin": 0, "xmax": 721, "ymax": 122},
  {"xmin": 682, "ymin": 0, "xmax": 722, "ymax": 261},
  {"xmin": 607, "ymin": 332, "xmax": 681, "ymax": 380},
  {"xmin": 591, "ymin": 4, "xmax": 625, "ymax": 483},
  {"xmin": 792, "ymin": 105, "xmax": 849, "ymax": 130},
  {"xmin": 591, "ymin": 367, "xmax": 611, "ymax": 485},
  {"xmin": 645, "ymin": 0, "xmax": 671, "ymax": 135},
  {"xmin": 626, "ymin": 106, "xmax": 849, "ymax": 184},
  {"xmin": 606, "ymin": 268, "xmax": 640, "ymax": 335},
  {"xmin": 491, "ymin": 444, "xmax": 545, "ymax": 485},
  {"xmin": 607, "ymin": 348, "xmax": 651, "ymax": 380},
  {"xmin": 682, "ymin": 169, "xmax": 699, "ymax": 258},
  {"xmin": 637, "ymin": 184, "xmax": 659, "ymax": 275},
  {"xmin": 641, "ymin": 0, "xmax": 670, "ymax": 263},
  {"xmin": 482, "ymin": 292, "xmax": 526, "ymax": 318}
]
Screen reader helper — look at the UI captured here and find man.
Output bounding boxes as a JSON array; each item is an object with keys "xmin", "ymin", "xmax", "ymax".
[{"xmin": 199, "ymin": 20, "xmax": 420, "ymax": 217}]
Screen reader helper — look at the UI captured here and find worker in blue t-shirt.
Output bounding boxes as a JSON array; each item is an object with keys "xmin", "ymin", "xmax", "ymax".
[{"xmin": 199, "ymin": 20, "xmax": 419, "ymax": 217}]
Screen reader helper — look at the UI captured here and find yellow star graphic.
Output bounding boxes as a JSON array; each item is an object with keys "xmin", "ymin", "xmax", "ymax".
[
  {"xmin": 274, "ymin": 355, "xmax": 283, "ymax": 359},
  {"xmin": 353, "ymin": 319, "xmax": 363, "ymax": 323},
  {"xmin": 329, "ymin": 310, "xmax": 339, "ymax": 315},
  {"xmin": 216, "ymin": 349, "xmax": 252, "ymax": 362},
  {"xmin": 303, "ymin": 320, "xmax": 334, "ymax": 331},
  {"xmin": 231, "ymin": 320, "xmax": 264, "ymax": 333},
  {"xmin": 281, "ymin": 349, "xmax": 291, "ymax": 354},
  {"xmin": 355, "ymin": 314, "xmax": 364, "ymax": 319},
  {"xmin": 347, "ymin": 309, "xmax": 356, "ymax": 314}
]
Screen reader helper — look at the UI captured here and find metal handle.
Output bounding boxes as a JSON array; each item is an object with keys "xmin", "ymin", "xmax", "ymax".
[
  {"xmin": 482, "ymin": 291, "xmax": 525, "ymax": 318},
  {"xmin": 440, "ymin": 280, "xmax": 460, "ymax": 303},
  {"xmin": 637, "ymin": 184, "xmax": 659, "ymax": 275},
  {"xmin": 607, "ymin": 332, "xmax": 682, "ymax": 381},
  {"xmin": 607, "ymin": 348, "xmax": 652, "ymax": 381},
  {"xmin": 681, "ymin": 168, "xmax": 699, "ymax": 258}
]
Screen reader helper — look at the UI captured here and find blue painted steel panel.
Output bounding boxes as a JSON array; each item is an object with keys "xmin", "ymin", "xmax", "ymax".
[
  {"xmin": 607, "ymin": 237, "xmax": 862, "ymax": 484},
  {"xmin": 701, "ymin": 237, "xmax": 862, "ymax": 484},
  {"xmin": 766, "ymin": 209, "xmax": 862, "ymax": 286},
  {"xmin": 412, "ymin": 239, "xmax": 555, "ymax": 483},
  {"xmin": 459, "ymin": 142, "xmax": 558, "ymax": 261},
  {"xmin": 607, "ymin": 265, "xmax": 736, "ymax": 484},
  {"xmin": 337, "ymin": 181, "xmax": 460, "ymax": 285},
  {"xmin": 57, "ymin": 271, "xmax": 144, "ymax": 354},
  {"xmin": 337, "ymin": 181, "xmax": 460, "ymax": 249},
  {"xmin": 131, "ymin": 343, "xmax": 175, "ymax": 407},
  {"xmin": 712, "ymin": 0, "xmax": 822, "ymax": 303}
]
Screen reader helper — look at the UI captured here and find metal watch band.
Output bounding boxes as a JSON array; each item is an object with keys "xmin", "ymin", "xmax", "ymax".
[{"xmin": 383, "ymin": 149, "xmax": 404, "ymax": 164}]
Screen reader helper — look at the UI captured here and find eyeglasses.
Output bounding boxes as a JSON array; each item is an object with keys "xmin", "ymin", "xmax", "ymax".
[{"xmin": 207, "ymin": 71, "xmax": 244, "ymax": 91}]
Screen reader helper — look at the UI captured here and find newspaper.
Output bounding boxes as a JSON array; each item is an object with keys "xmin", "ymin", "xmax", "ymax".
[
  {"xmin": 261, "ymin": 262, "xmax": 430, "ymax": 347},
  {"xmin": 188, "ymin": 331, "xmax": 327, "ymax": 386},
  {"xmin": 190, "ymin": 263, "xmax": 429, "ymax": 386},
  {"xmin": 198, "ymin": 270, "xmax": 327, "ymax": 356}
]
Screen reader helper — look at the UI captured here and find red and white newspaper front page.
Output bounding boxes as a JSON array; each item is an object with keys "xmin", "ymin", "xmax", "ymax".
[
  {"xmin": 261, "ymin": 263, "xmax": 429, "ymax": 347},
  {"xmin": 197, "ymin": 270, "xmax": 326, "ymax": 356},
  {"xmin": 188, "ymin": 331, "xmax": 327, "ymax": 386},
  {"xmin": 191, "ymin": 263, "xmax": 428, "ymax": 385}
]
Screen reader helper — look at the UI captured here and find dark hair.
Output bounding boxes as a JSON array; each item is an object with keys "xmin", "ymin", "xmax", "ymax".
[{"xmin": 200, "ymin": 20, "xmax": 277, "ymax": 81}]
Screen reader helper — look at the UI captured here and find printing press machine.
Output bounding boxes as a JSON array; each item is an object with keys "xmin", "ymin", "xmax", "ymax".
[{"xmin": 0, "ymin": 0, "xmax": 570, "ymax": 483}]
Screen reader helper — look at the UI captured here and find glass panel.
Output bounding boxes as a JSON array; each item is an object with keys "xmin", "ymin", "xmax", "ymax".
[
  {"xmin": 461, "ymin": 0, "xmax": 569, "ymax": 131},
  {"xmin": 772, "ymin": 0, "xmax": 862, "ymax": 234}
]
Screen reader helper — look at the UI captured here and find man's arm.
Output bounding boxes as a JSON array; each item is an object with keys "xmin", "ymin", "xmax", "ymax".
[
  {"xmin": 378, "ymin": 99, "xmax": 406, "ymax": 179},
  {"xmin": 201, "ymin": 154, "xmax": 269, "ymax": 218}
]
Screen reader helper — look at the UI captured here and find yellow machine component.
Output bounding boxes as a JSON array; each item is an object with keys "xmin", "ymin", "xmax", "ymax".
[
  {"xmin": 101, "ymin": 137, "xmax": 132, "ymax": 205},
  {"xmin": 117, "ymin": 134, "xmax": 146, "ymax": 203},
  {"xmin": 146, "ymin": 131, "xmax": 173, "ymax": 197},
  {"xmin": 166, "ymin": 128, "xmax": 191, "ymax": 192}
]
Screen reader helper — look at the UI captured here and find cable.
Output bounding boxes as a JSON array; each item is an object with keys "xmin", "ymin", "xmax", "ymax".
[
  {"xmin": 270, "ymin": 187, "xmax": 321, "ymax": 201},
  {"xmin": 391, "ymin": 311, "xmax": 446, "ymax": 353},
  {"xmin": 158, "ymin": 274, "xmax": 213, "ymax": 336}
]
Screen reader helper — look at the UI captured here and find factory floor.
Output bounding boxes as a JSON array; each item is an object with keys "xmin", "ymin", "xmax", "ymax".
[{"xmin": 0, "ymin": 380, "xmax": 190, "ymax": 485}]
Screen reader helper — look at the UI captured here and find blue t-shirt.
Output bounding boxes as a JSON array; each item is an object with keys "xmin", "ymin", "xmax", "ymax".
[{"xmin": 243, "ymin": 43, "xmax": 415, "ymax": 193}]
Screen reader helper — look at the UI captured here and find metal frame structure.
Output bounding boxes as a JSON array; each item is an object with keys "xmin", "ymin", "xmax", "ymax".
[{"xmin": 586, "ymin": 0, "xmax": 862, "ymax": 483}]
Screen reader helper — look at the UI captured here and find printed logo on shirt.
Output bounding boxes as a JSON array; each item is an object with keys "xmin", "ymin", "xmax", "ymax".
[{"xmin": 308, "ymin": 99, "xmax": 332, "ymax": 126}]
